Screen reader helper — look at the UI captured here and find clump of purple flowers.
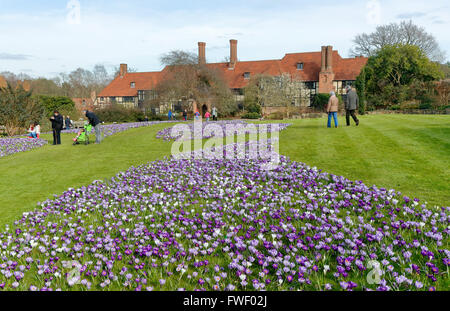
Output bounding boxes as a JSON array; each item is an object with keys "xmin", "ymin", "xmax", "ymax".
[
  {"xmin": 156, "ymin": 121, "xmax": 292, "ymax": 141},
  {"xmin": 0, "ymin": 138, "xmax": 48, "ymax": 158},
  {"xmin": 61, "ymin": 121, "xmax": 179, "ymax": 138},
  {"xmin": 0, "ymin": 143, "xmax": 448, "ymax": 291}
]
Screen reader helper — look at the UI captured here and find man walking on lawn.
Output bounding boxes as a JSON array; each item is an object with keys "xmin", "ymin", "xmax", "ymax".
[
  {"xmin": 85, "ymin": 110, "xmax": 102, "ymax": 144},
  {"xmin": 345, "ymin": 85, "xmax": 359, "ymax": 126}
]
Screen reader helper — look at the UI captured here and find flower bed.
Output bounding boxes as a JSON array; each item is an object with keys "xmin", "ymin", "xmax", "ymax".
[
  {"xmin": 0, "ymin": 143, "xmax": 448, "ymax": 291},
  {"xmin": 0, "ymin": 138, "xmax": 48, "ymax": 158},
  {"xmin": 156, "ymin": 121, "xmax": 292, "ymax": 141},
  {"xmin": 1, "ymin": 121, "xmax": 179, "ymax": 158},
  {"xmin": 61, "ymin": 121, "xmax": 180, "ymax": 138}
]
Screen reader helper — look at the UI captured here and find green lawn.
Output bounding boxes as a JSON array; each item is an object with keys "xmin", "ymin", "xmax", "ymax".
[
  {"xmin": 0, "ymin": 115, "xmax": 449, "ymax": 228},
  {"xmin": 278, "ymin": 114, "xmax": 450, "ymax": 207}
]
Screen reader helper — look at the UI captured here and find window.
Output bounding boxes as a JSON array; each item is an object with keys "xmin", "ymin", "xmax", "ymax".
[
  {"xmin": 130, "ymin": 82, "xmax": 135, "ymax": 88},
  {"xmin": 100, "ymin": 97, "xmax": 104, "ymax": 101},
  {"xmin": 82, "ymin": 100, "xmax": 86, "ymax": 106},
  {"xmin": 244, "ymin": 72, "xmax": 251, "ymax": 79},
  {"xmin": 138, "ymin": 90, "xmax": 144, "ymax": 101},
  {"xmin": 333, "ymin": 80, "xmax": 355, "ymax": 95},
  {"xmin": 297, "ymin": 62, "xmax": 304, "ymax": 70}
]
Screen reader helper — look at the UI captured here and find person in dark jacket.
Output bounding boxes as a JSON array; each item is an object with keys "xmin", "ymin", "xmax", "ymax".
[
  {"xmin": 84, "ymin": 110, "xmax": 102, "ymax": 144},
  {"xmin": 65, "ymin": 115, "xmax": 72, "ymax": 130},
  {"xmin": 50, "ymin": 111, "xmax": 63, "ymax": 145},
  {"xmin": 345, "ymin": 86, "xmax": 360, "ymax": 126}
]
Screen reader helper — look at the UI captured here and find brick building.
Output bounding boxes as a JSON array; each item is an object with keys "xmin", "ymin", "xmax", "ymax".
[
  {"xmin": 97, "ymin": 40, "xmax": 367, "ymax": 113},
  {"xmin": 72, "ymin": 91, "xmax": 96, "ymax": 114}
]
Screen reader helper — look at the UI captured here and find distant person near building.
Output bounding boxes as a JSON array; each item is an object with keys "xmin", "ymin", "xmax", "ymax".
[
  {"xmin": 212, "ymin": 107, "xmax": 218, "ymax": 121},
  {"xmin": 168, "ymin": 110, "xmax": 173, "ymax": 121},
  {"xmin": 50, "ymin": 111, "xmax": 63, "ymax": 145},
  {"xmin": 345, "ymin": 86, "xmax": 359, "ymax": 126},
  {"xmin": 326, "ymin": 91, "xmax": 339, "ymax": 128},
  {"xmin": 65, "ymin": 115, "xmax": 72, "ymax": 130},
  {"xmin": 85, "ymin": 110, "xmax": 102, "ymax": 144},
  {"xmin": 183, "ymin": 110, "xmax": 188, "ymax": 121}
]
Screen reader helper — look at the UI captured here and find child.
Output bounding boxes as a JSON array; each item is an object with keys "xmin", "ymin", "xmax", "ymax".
[
  {"xmin": 73, "ymin": 123, "xmax": 93, "ymax": 145},
  {"xmin": 27, "ymin": 122, "xmax": 40, "ymax": 138},
  {"xmin": 204, "ymin": 111, "xmax": 211, "ymax": 122}
]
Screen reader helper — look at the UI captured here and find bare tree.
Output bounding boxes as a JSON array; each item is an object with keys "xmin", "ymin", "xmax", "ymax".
[
  {"xmin": 154, "ymin": 50, "xmax": 235, "ymax": 115},
  {"xmin": 350, "ymin": 20, "xmax": 446, "ymax": 62},
  {"xmin": 160, "ymin": 50, "xmax": 198, "ymax": 67}
]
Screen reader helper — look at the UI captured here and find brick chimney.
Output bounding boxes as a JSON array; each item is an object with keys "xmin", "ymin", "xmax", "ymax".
[
  {"xmin": 321, "ymin": 46, "xmax": 327, "ymax": 71},
  {"xmin": 119, "ymin": 64, "xmax": 128, "ymax": 78},
  {"xmin": 198, "ymin": 42, "xmax": 206, "ymax": 65},
  {"xmin": 229, "ymin": 39, "xmax": 238, "ymax": 69},
  {"xmin": 318, "ymin": 45, "xmax": 335, "ymax": 94},
  {"xmin": 326, "ymin": 46, "xmax": 333, "ymax": 70}
]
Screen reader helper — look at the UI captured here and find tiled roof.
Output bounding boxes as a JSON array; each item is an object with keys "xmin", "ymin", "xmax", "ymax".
[
  {"xmin": 98, "ymin": 71, "xmax": 162, "ymax": 97},
  {"xmin": 98, "ymin": 51, "xmax": 367, "ymax": 97}
]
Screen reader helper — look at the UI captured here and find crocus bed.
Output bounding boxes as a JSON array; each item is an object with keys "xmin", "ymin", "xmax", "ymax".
[
  {"xmin": 0, "ymin": 143, "xmax": 448, "ymax": 291},
  {"xmin": 0, "ymin": 138, "xmax": 48, "ymax": 158}
]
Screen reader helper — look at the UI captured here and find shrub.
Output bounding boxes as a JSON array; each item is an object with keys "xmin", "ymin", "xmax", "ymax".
[
  {"xmin": 311, "ymin": 94, "xmax": 330, "ymax": 110},
  {"xmin": 266, "ymin": 112, "xmax": 285, "ymax": 120},
  {"xmin": 244, "ymin": 102, "xmax": 261, "ymax": 114},
  {"xmin": 0, "ymin": 84, "xmax": 44, "ymax": 136},
  {"xmin": 390, "ymin": 104, "xmax": 401, "ymax": 110},
  {"xmin": 419, "ymin": 102, "xmax": 432, "ymax": 110},
  {"xmin": 355, "ymin": 68, "xmax": 367, "ymax": 115},
  {"xmin": 241, "ymin": 112, "xmax": 261, "ymax": 119},
  {"xmin": 35, "ymin": 95, "xmax": 75, "ymax": 117},
  {"xmin": 94, "ymin": 104, "xmax": 145, "ymax": 123}
]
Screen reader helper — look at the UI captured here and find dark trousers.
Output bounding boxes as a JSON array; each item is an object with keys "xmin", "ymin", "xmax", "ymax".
[
  {"xmin": 52, "ymin": 129, "xmax": 61, "ymax": 145},
  {"xmin": 346, "ymin": 110, "xmax": 359, "ymax": 126}
]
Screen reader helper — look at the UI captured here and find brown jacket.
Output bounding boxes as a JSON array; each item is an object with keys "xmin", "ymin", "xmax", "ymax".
[{"xmin": 327, "ymin": 95, "xmax": 339, "ymax": 112}]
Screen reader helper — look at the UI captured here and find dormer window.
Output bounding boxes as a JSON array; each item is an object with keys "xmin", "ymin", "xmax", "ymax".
[
  {"xmin": 130, "ymin": 82, "xmax": 135, "ymax": 88},
  {"xmin": 297, "ymin": 62, "xmax": 304, "ymax": 70},
  {"xmin": 244, "ymin": 72, "xmax": 251, "ymax": 79}
]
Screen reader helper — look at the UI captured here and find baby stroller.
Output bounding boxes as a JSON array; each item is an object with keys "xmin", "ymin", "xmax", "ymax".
[{"xmin": 73, "ymin": 123, "xmax": 93, "ymax": 145}]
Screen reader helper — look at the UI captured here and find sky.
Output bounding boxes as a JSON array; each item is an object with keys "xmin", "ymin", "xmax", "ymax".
[{"xmin": 0, "ymin": 0, "xmax": 449, "ymax": 78}]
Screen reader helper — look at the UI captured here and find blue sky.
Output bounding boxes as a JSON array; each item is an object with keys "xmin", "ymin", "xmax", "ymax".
[{"xmin": 0, "ymin": 0, "xmax": 448, "ymax": 78}]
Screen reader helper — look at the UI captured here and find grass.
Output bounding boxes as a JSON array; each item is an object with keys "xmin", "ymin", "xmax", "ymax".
[
  {"xmin": 0, "ymin": 123, "xmax": 174, "ymax": 227},
  {"xmin": 278, "ymin": 114, "xmax": 450, "ymax": 207},
  {"xmin": 0, "ymin": 115, "xmax": 449, "ymax": 229}
]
